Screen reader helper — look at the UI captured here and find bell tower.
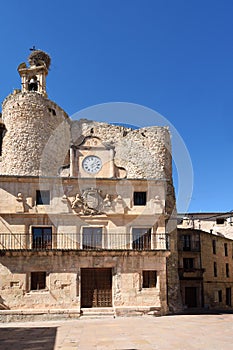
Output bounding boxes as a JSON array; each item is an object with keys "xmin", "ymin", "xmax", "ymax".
[
  {"xmin": 0, "ymin": 50, "xmax": 70, "ymax": 176},
  {"xmin": 17, "ymin": 49, "xmax": 50, "ymax": 96}
]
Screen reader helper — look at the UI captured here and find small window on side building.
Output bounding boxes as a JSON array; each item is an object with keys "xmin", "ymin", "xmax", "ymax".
[
  {"xmin": 183, "ymin": 258, "xmax": 194, "ymax": 269},
  {"xmin": 214, "ymin": 262, "xmax": 217, "ymax": 277},
  {"xmin": 133, "ymin": 192, "xmax": 147, "ymax": 206},
  {"xmin": 212, "ymin": 240, "xmax": 216, "ymax": 254},
  {"xmin": 218, "ymin": 290, "xmax": 222, "ymax": 303},
  {"xmin": 226, "ymin": 263, "xmax": 229, "ymax": 278},
  {"xmin": 216, "ymin": 218, "xmax": 225, "ymax": 225},
  {"xmin": 143, "ymin": 271, "xmax": 157, "ymax": 288},
  {"xmin": 31, "ymin": 272, "xmax": 46, "ymax": 290},
  {"xmin": 224, "ymin": 243, "xmax": 228, "ymax": 256},
  {"xmin": 36, "ymin": 190, "xmax": 50, "ymax": 205}
]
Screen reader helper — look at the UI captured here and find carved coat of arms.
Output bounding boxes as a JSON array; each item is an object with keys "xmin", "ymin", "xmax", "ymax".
[{"xmin": 82, "ymin": 188, "xmax": 102, "ymax": 211}]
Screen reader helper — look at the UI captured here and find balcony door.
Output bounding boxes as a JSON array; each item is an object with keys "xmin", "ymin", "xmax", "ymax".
[
  {"xmin": 132, "ymin": 228, "xmax": 151, "ymax": 250},
  {"xmin": 82, "ymin": 227, "xmax": 103, "ymax": 250},
  {"xmin": 32, "ymin": 227, "xmax": 52, "ymax": 249}
]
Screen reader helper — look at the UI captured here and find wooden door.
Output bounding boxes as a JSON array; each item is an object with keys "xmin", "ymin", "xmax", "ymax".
[
  {"xmin": 81, "ymin": 268, "xmax": 112, "ymax": 308},
  {"xmin": 185, "ymin": 287, "xmax": 197, "ymax": 307}
]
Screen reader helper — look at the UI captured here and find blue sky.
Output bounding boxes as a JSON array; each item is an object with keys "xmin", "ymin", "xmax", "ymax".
[{"xmin": 0, "ymin": 0, "xmax": 233, "ymax": 213}]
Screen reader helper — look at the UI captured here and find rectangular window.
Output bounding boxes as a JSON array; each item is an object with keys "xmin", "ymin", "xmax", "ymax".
[
  {"xmin": 224, "ymin": 243, "xmax": 228, "ymax": 257},
  {"xmin": 182, "ymin": 235, "xmax": 191, "ymax": 251},
  {"xmin": 226, "ymin": 287, "xmax": 231, "ymax": 306},
  {"xmin": 31, "ymin": 272, "xmax": 46, "ymax": 290},
  {"xmin": 183, "ymin": 258, "xmax": 194, "ymax": 269},
  {"xmin": 216, "ymin": 218, "xmax": 225, "ymax": 225},
  {"xmin": 36, "ymin": 190, "xmax": 50, "ymax": 205},
  {"xmin": 143, "ymin": 271, "xmax": 157, "ymax": 288},
  {"xmin": 212, "ymin": 240, "xmax": 216, "ymax": 254},
  {"xmin": 214, "ymin": 262, "xmax": 217, "ymax": 277},
  {"xmin": 226, "ymin": 263, "xmax": 229, "ymax": 278},
  {"xmin": 218, "ymin": 290, "xmax": 222, "ymax": 303},
  {"xmin": 132, "ymin": 228, "xmax": 151, "ymax": 250},
  {"xmin": 82, "ymin": 227, "xmax": 102, "ymax": 249},
  {"xmin": 32, "ymin": 227, "xmax": 52, "ymax": 249},
  {"xmin": 133, "ymin": 192, "xmax": 147, "ymax": 206}
]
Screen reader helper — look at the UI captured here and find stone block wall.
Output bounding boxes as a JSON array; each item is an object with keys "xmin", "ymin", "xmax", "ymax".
[
  {"xmin": 0, "ymin": 92, "xmax": 70, "ymax": 176},
  {"xmin": 0, "ymin": 251, "xmax": 168, "ymax": 315},
  {"xmin": 71, "ymin": 119, "xmax": 172, "ymax": 181}
]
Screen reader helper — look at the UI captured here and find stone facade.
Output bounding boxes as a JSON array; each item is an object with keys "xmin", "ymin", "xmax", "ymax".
[
  {"xmin": 178, "ymin": 212, "xmax": 233, "ymax": 239},
  {"xmin": 178, "ymin": 228, "xmax": 233, "ymax": 310},
  {"xmin": 0, "ymin": 50, "xmax": 181, "ymax": 320},
  {"xmin": 0, "ymin": 92, "xmax": 70, "ymax": 176}
]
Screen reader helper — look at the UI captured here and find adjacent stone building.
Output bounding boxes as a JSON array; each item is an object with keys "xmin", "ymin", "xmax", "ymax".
[
  {"xmin": 178, "ymin": 228, "xmax": 233, "ymax": 310},
  {"xmin": 178, "ymin": 212, "xmax": 233, "ymax": 238},
  {"xmin": 0, "ymin": 50, "xmax": 181, "ymax": 320}
]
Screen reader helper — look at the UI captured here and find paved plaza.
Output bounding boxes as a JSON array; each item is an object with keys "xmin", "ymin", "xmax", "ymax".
[{"xmin": 0, "ymin": 313, "xmax": 233, "ymax": 349}]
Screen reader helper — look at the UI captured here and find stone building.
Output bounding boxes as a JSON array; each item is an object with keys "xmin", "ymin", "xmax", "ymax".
[
  {"xmin": 0, "ymin": 50, "xmax": 181, "ymax": 320},
  {"xmin": 178, "ymin": 228, "xmax": 233, "ymax": 310},
  {"xmin": 178, "ymin": 212, "xmax": 233, "ymax": 238}
]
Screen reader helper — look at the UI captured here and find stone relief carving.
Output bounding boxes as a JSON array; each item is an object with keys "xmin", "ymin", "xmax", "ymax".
[
  {"xmin": 15, "ymin": 192, "xmax": 25, "ymax": 213},
  {"xmin": 62, "ymin": 187, "xmax": 127, "ymax": 216},
  {"xmin": 149, "ymin": 195, "xmax": 165, "ymax": 214}
]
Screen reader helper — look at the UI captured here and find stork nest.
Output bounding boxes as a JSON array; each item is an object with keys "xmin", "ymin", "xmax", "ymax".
[{"xmin": 28, "ymin": 50, "xmax": 51, "ymax": 69}]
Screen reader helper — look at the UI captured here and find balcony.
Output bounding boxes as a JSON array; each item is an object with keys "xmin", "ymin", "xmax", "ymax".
[
  {"xmin": 178, "ymin": 267, "xmax": 205, "ymax": 279},
  {"xmin": 0, "ymin": 233, "xmax": 169, "ymax": 251}
]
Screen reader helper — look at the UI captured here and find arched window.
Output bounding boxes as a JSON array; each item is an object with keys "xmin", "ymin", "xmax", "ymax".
[{"xmin": 28, "ymin": 76, "xmax": 38, "ymax": 92}]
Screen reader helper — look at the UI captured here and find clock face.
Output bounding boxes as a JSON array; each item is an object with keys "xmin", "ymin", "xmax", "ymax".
[{"xmin": 82, "ymin": 156, "xmax": 102, "ymax": 174}]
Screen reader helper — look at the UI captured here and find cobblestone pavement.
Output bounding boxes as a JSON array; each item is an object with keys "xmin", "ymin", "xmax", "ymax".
[{"xmin": 0, "ymin": 314, "xmax": 233, "ymax": 349}]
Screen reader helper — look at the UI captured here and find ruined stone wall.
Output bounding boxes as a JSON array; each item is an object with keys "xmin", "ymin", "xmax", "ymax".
[
  {"xmin": 71, "ymin": 119, "xmax": 172, "ymax": 181},
  {"xmin": 0, "ymin": 92, "xmax": 70, "ymax": 176}
]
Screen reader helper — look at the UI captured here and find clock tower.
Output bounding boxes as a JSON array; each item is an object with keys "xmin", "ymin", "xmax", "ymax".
[{"xmin": 75, "ymin": 136, "xmax": 116, "ymax": 178}]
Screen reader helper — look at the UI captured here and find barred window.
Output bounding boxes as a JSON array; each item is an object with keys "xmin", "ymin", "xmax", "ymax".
[{"xmin": 143, "ymin": 271, "xmax": 157, "ymax": 288}]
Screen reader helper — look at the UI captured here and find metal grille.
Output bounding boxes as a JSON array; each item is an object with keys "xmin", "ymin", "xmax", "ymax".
[{"xmin": 0, "ymin": 233, "xmax": 169, "ymax": 251}]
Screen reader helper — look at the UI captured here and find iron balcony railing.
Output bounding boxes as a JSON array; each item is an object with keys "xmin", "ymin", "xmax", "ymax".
[
  {"xmin": 0, "ymin": 233, "xmax": 169, "ymax": 251},
  {"xmin": 178, "ymin": 237, "xmax": 201, "ymax": 252}
]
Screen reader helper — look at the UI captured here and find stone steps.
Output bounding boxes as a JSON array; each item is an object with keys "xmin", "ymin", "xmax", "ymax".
[{"xmin": 80, "ymin": 307, "xmax": 115, "ymax": 318}]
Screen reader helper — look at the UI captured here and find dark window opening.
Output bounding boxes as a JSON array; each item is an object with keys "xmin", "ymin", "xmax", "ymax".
[
  {"xmin": 133, "ymin": 192, "xmax": 147, "ymax": 206},
  {"xmin": 218, "ymin": 290, "xmax": 222, "ymax": 303},
  {"xmin": 48, "ymin": 107, "xmax": 56, "ymax": 116},
  {"xmin": 212, "ymin": 240, "xmax": 216, "ymax": 254},
  {"xmin": 31, "ymin": 272, "xmax": 46, "ymax": 290},
  {"xmin": 132, "ymin": 228, "xmax": 151, "ymax": 250},
  {"xmin": 143, "ymin": 271, "xmax": 157, "ymax": 288},
  {"xmin": 226, "ymin": 287, "xmax": 231, "ymax": 306},
  {"xmin": 214, "ymin": 262, "xmax": 217, "ymax": 277},
  {"xmin": 216, "ymin": 218, "xmax": 225, "ymax": 225},
  {"xmin": 182, "ymin": 235, "xmax": 191, "ymax": 251},
  {"xmin": 0, "ymin": 123, "xmax": 6, "ymax": 156},
  {"xmin": 82, "ymin": 227, "xmax": 102, "ymax": 250},
  {"xmin": 32, "ymin": 227, "xmax": 52, "ymax": 250},
  {"xmin": 28, "ymin": 76, "xmax": 38, "ymax": 92},
  {"xmin": 226, "ymin": 263, "xmax": 229, "ymax": 278},
  {"xmin": 183, "ymin": 258, "xmax": 194, "ymax": 269},
  {"xmin": 36, "ymin": 190, "xmax": 50, "ymax": 205},
  {"xmin": 224, "ymin": 243, "xmax": 228, "ymax": 256}
]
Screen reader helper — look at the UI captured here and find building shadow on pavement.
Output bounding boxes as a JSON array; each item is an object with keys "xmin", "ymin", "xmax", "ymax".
[
  {"xmin": 0, "ymin": 327, "xmax": 57, "ymax": 350},
  {"xmin": 167, "ymin": 308, "xmax": 233, "ymax": 316}
]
